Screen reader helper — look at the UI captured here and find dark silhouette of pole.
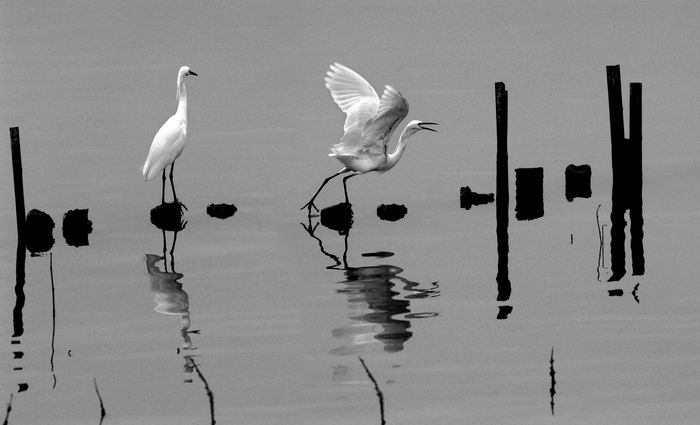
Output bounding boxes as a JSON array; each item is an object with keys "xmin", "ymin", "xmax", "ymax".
[
  {"xmin": 10, "ymin": 127, "xmax": 26, "ymax": 241},
  {"xmin": 629, "ymin": 83, "xmax": 644, "ymax": 275},
  {"xmin": 606, "ymin": 66, "xmax": 628, "ymax": 280},
  {"xmin": 495, "ymin": 82, "xmax": 511, "ymax": 305},
  {"xmin": 10, "ymin": 128, "xmax": 27, "ymax": 339},
  {"xmin": 605, "ymin": 66, "xmax": 645, "ymax": 281}
]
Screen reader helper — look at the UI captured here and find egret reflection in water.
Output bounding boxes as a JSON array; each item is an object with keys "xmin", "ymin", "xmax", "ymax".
[
  {"xmin": 145, "ymin": 229, "xmax": 197, "ymax": 378},
  {"xmin": 301, "ymin": 214, "xmax": 439, "ymax": 355}
]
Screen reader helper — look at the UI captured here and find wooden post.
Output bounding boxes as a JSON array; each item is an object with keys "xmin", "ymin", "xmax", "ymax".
[
  {"xmin": 606, "ymin": 66, "xmax": 627, "ymax": 280},
  {"xmin": 495, "ymin": 83, "xmax": 511, "ymax": 305},
  {"xmin": 10, "ymin": 127, "xmax": 26, "ymax": 339},
  {"xmin": 629, "ymin": 82, "xmax": 644, "ymax": 275},
  {"xmin": 514, "ymin": 167, "xmax": 544, "ymax": 220},
  {"xmin": 606, "ymin": 67, "xmax": 645, "ymax": 280},
  {"xmin": 10, "ymin": 127, "xmax": 26, "ymax": 241}
]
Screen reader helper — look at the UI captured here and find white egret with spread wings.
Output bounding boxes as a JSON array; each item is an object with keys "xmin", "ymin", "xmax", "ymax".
[{"xmin": 301, "ymin": 63, "xmax": 437, "ymax": 212}]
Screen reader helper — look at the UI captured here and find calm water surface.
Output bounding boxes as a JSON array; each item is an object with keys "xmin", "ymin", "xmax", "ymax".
[{"xmin": 2, "ymin": 1, "xmax": 700, "ymax": 424}]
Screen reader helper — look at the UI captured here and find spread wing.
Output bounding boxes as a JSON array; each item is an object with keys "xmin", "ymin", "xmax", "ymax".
[
  {"xmin": 324, "ymin": 63, "xmax": 380, "ymax": 156},
  {"xmin": 359, "ymin": 85, "xmax": 408, "ymax": 155}
]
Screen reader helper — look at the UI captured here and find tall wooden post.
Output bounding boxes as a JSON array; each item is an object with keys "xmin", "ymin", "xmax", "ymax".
[
  {"xmin": 606, "ymin": 66, "xmax": 627, "ymax": 280},
  {"xmin": 495, "ymin": 82, "xmax": 511, "ymax": 305},
  {"xmin": 629, "ymin": 82, "xmax": 644, "ymax": 275},
  {"xmin": 605, "ymin": 66, "xmax": 645, "ymax": 280},
  {"xmin": 10, "ymin": 127, "xmax": 26, "ymax": 241}
]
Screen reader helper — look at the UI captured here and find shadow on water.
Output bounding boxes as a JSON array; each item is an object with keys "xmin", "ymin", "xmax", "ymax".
[
  {"xmin": 145, "ymin": 225, "xmax": 215, "ymax": 424},
  {"xmin": 301, "ymin": 205, "xmax": 439, "ymax": 356}
]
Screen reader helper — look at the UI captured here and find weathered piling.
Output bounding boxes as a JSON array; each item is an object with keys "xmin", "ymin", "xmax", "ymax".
[
  {"xmin": 514, "ymin": 167, "xmax": 544, "ymax": 220},
  {"xmin": 629, "ymin": 83, "xmax": 644, "ymax": 275},
  {"xmin": 459, "ymin": 186, "xmax": 494, "ymax": 210},
  {"xmin": 150, "ymin": 203, "xmax": 187, "ymax": 232},
  {"xmin": 605, "ymin": 66, "xmax": 644, "ymax": 281},
  {"xmin": 320, "ymin": 202, "xmax": 353, "ymax": 234},
  {"xmin": 206, "ymin": 203, "xmax": 237, "ymax": 219},
  {"xmin": 63, "ymin": 209, "xmax": 93, "ymax": 247},
  {"xmin": 606, "ymin": 65, "xmax": 627, "ymax": 280},
  {"xmin": 25, "ymin": 209, "xmax": 55, "ymax": 254},
  {"xmin": 565, "ymin": 164, "xmax": 592, "ymax": 201},
  {"xmin": 495, "ymin": 82, "xmax": 511, "ymax": 306},
  {"xmin": 10, "ymin": 127, "xmax": 26, "ymax": 241},
  {"xmin": 376, "ymin": 204, "xmax": 407, "ymax": 221}
]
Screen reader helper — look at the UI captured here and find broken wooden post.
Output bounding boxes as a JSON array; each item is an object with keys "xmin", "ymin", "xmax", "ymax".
[
  {"xmin": 605, "ymin": 66, "xmax": 645, "ymax": 281},
  {"xmin": 495, "ymin": 82, "xmax": 511, "ymax": 309},
  {"xmin": 565, "ymin": 164, "xmax": 592, "ymax": 201},
  {"xmin": 629, "ymin": 82, "xmax": 644, "ymax": 275},
  {"xmin": 515, "ymin": 167, "xmax": 544, "ymax": 220},
  {"xmin": 10, "ymin": 127, "xmax": 26, "ymax": 241},
  {"xmin": 606, "ymin": 65, "xmax": 627, "ymax": 280}
]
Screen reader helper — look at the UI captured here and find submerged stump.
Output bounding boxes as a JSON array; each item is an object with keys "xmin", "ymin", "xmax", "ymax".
[
  {"xmin": 62, "ymin": 209, "xmax": 93, "ymax": 247},
  {"xmin": 320, "ymin": 202, "xmax": 353, "ymax": 233},
  {"xmin": 515, "ymin": 167, "xmax": 544, "ymax": 221},
  {"xmin": 207, "ymin": 203, "xmax": 237, "ymax": 219},
  {"xmin": 25, "ymin": 209, "xmax": 55, "ymax": 254},
  {"xmin": 565, "ymin": 164, "xmax": 592, "ymax": 202},
  {"xmin": 460, "ymin": 186, "xmax": 494, "ymax": 210},
  {"xmin": 150, "ymin": 203, "xmax": 186, "ymax": 232},
  {"xmin": 376, "ymin": 204, "xmax": 407, "ymax": 221}
]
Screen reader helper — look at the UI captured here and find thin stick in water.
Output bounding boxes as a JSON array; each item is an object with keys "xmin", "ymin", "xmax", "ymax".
[
  {"xmin": 93, "ymin": 378, "xmax": 106, "ymax": 423},
  {"xmin": 186, "ymin": 357, "xmax": 216, "ymax": 425},
  {"xmin": 2, "ymin": 393, "xmax": 13, "ymax": 425},
  {"xmin": 358, "ymin": 357, "xmax": 385, "ymax": 425},
  {"xmin": 549, "ymin": 347, "xmax": 556, "ymax": 415}
]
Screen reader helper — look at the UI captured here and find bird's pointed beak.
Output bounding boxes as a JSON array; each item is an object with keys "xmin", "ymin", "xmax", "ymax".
[
  {"xmin": 189, "ymin": 70, "xmax": 198, "ymax": 76},
  {"xmin": 419, "ymin": 122, "xmax": 438, "ymax": 132}
]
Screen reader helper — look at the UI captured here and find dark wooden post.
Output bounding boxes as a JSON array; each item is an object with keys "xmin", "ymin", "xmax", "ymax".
[
  {"xmin": 515, "ymin": 167, "xmax": 544, "ymax": 220},
  {"xmin": 495, "ymin": 82, "xmax": 511, "ymax": 306},
  {"xmin": 10, "ymin": 128, "xmax": 26, "ymax": 340},
  {"xmin": 629, "ymin": 82, "xmax": 644, "ymax": 275},
  {"xmin": 606, "ymin": 67, "xmax": 645, "ymax": 281},
  {"xmin": 606, "ymin": 66, "xmax": 627, "ymax": 280},
  {"xmin": 10, "ymin": 127, "xmax": 26, "ymax": 241}
]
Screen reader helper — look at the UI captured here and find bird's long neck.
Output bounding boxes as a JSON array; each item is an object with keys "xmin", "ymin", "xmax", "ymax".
[
  {"xmin": 385, "ymin": 126, "xmax": 415, "ymax": 170},
  {"xmin": 176, "ymin": 76, "xmax": 188, "ymax": 117}
]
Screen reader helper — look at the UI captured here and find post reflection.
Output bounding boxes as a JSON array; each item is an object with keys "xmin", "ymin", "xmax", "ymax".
[{"xmin": 301, "ymin": 207, "xmax": 439, "ymax": 356}]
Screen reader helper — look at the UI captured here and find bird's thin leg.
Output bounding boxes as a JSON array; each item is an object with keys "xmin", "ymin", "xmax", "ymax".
[
  {"xmin": 301, "ymin": 168, "xmax": 350, "ymax": 212},
  {"xmin": 170, "ymin": 230, "xmax": 178, "ymax": 272},
  {"xmin": 169, "ymin": 163, "xmax": 178, "ymax": 203},
  {"xmin": 342, "ymin": 173, "xmax": 358, "ymax": 205},
  {"xmin": 161, "ymin": 170, "xmax": 167, "ymax": 205},
  {"xmin": 169, "ymin": 163, "xmax": 187, "ymax": 210},
  {"xmin": 161, "ymin": 229, "xmax": 169, "ymax": 272}
]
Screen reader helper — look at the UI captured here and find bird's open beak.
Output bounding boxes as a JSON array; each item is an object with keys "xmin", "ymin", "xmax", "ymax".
[
  {"xmin": 189, "ymin": 70, "xmax": 198, "ymax": 76},
  {"xmin": 419, "ymin": 122, "xmax": 438, "ymax": 132}
]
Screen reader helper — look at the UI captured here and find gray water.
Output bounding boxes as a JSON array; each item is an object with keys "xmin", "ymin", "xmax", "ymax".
[{"xmin": 2, "ymin": 1, "xmax": 700, "ymax": 424}]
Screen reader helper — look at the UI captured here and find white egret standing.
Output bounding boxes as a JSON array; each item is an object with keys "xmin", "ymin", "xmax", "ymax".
[
  {"xmin": 143, "ymin": 66, "xmax": 198, "ymax": 205},
  {"xmin": 301, "ymin": 63, "xmax": 437, "ymax": 212}
]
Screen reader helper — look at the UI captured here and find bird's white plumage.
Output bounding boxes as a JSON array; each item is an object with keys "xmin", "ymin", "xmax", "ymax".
[
  {"xmin": 324, "ymin": 63, "xmax": 408, "ymax": 157},
  {"xmin": 143, "ymin": 66, "xmax": 195, "ymax": 182},
  {"xmin": 143, "ymin": 115, "xmax": 186, "ymax": 181},
  {"xmin": 300, "ymin": 63, "xmax": 436, "ymax": 212}
]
